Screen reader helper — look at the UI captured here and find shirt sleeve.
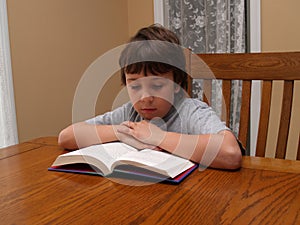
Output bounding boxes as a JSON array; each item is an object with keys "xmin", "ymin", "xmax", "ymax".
[
  {"xmin": 186, "ymin": 99, "xmax": 229, "ymax": 134},
  {"xmin": 188, "ymin": 99, "xmax": 246, "ymax": 155},
  {"xmin": 85, "ymin": 102, "xmax": 132, "ymax": 125}
]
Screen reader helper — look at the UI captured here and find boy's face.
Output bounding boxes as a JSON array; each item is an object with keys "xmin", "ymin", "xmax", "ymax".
[{"xmin": 125, "ymin": 71, "xmax": 180, "ymax": 120}]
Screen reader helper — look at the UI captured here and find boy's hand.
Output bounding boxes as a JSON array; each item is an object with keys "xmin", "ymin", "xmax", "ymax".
[
  {"xmin": 117, "ymin": 120, "xmax": 166, "ymax": 147},
  {"xmin": 114, "ymin": 124, "xmax": 158, "ymax": 150}
]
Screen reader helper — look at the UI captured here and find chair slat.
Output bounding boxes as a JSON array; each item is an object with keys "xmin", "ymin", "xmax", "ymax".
[
  {"xmin": 256, "ymin": 81, "xmax": 272, "ymax": 157},
  {"xmin": 203, "ymin": 79, "xmax": 212, "ymax": 105},
  {"xmin": 275, "ymin": 81, "xmax": 294, "ymax": 159},
  {"xmin": 187, "ymin": 76, "xmax": 193, "ymax": 97},
  {"xmin": 297, "ymin": 134, "xmax": 300, "ymax": 160},
  {"xmin": 238, "ymin": 80, "xmax": 251, "ymax": 149},
  {"xmin": 185, "ymin": 48, "xmax": 192, "ymax": 97},
  {"xmin": 222, "ymin": 80, "xmax": 231, "ymax": 126}
]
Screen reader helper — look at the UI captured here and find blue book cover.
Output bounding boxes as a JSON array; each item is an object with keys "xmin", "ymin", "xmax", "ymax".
[{"xmin": 48, "ymin": 163, "xmax": 198, "ymax": 184}]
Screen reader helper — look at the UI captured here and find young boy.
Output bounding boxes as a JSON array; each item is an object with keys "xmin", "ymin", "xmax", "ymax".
[{"xmin": 58, "ymin": 24, "xmax": 242, "ymax": 170}]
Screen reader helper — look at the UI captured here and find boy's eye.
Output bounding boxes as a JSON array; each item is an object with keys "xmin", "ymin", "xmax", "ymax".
[
  {"xmin": 152, "ymin": 84, "xmax": 164, "ymax": 90},
  {"xmin": 129, "ymin": 85, "xmax": 141, "ymax": 90}
]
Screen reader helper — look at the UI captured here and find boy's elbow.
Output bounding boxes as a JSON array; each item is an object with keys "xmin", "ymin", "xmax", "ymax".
[
  {"xmin": 57, "ymin": 129, "xmax": 69, "ymax": 148},
  {"xmin": 57, "ymin": 130, "xmax": 66, "ymax": 147},
  {"xmin": 58, "ymin": 127, "xmax": 78, "ymax": 150},
  {"xmin": 222, "ymin": 145, "xmax": 242, "ymax": 170}
]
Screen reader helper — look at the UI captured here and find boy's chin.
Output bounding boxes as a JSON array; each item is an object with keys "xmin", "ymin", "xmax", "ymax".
[
  {"xmin": 139, "ymin": 113, "xmax": 158, "ymax": 120},
  {"xmin": 141, "ymin": 115, "xmax": 156, "ymax": 120}
]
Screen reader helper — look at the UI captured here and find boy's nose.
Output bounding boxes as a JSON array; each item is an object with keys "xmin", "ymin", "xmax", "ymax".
[
  {"xmin": 140, "ymin": 90, "xmax": 154, "ymax": 102},
  {"xmin": 140, "ymin": 95, "xmax": 154, "ymax": 102}
]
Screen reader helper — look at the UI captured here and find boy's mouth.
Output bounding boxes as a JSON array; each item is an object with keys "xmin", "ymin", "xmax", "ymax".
[{"xmin": 140, "ymin": 108, "xmax": 157, "ymax": 114}]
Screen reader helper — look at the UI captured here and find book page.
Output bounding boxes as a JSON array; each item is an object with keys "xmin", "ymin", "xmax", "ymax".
[
  {"xmin": 114, "ymin": 149, "xmax": 194, "ymax": 178},
  {"xmin": 52, "ymin": 142, "xmax": 138, "ymax": 175}
]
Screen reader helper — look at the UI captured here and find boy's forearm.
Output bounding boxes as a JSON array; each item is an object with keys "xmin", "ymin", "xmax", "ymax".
[
  {"xmin": 158, "ymin": 131, "xmax": 242, "ymax": 170},
  {"xmin": 58, "ymin": 122, "xmax": 118, "ymax": 150},
  {"xmin": 158, "ymin": 131, "xmax": 204, "ymax": 162}
]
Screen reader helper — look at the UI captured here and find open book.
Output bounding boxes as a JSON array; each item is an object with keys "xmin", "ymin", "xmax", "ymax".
[{"xmin": 49, "ymin": 142, "xmax": 197, "ymax": 184}]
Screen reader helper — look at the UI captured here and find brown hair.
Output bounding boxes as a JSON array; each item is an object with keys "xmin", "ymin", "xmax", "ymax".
[{"xmin": 119, "ymin": 24, "xmax": 188, "ymax": 91}]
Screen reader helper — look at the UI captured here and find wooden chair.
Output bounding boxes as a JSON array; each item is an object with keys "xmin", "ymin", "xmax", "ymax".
[{"xmin": 187, "ymin": 52, "xmax": 300, "ymax": 159}]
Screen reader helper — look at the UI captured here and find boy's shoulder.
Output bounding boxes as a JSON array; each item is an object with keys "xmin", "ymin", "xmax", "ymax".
[
  {"xmin": 179, "ymin": 97, "xmax": 209, "ymax": 108},
  {"xmin": 172, "ymin": 97, "xmax": 211, "ymax": 117}
]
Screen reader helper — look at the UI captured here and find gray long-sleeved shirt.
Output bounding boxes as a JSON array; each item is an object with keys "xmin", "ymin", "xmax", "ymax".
[{"xmin": 86, "ymin": 98, "xmax": 228, "ymax": 135}]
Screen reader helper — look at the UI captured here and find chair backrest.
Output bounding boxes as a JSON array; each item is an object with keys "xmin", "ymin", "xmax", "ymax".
[{"xmin": 187, "ymin": 52, "xmax": 300, "ymax": 159}]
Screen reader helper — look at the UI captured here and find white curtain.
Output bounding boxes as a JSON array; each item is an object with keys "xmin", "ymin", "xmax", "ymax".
[
  {"xmin": 0, "ymin": 0, "xmax": 18, "ymax": 148},
  {"xmin": 163, "ymin": 0, "xmax": 246, "ymax": 137}
]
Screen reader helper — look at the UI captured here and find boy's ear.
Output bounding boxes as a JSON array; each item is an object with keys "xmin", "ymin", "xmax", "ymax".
[{"xmin": 174, "ymin": 83, "xmax": 181, "ymax": 93}]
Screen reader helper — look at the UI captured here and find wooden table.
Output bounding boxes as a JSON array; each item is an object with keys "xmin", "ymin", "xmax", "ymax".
[{"xmin": 1, "ymin": 137, "xmax": 300, "ymax": 225}]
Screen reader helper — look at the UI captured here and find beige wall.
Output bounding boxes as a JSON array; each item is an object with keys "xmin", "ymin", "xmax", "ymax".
[
  {"xmin": 95, "ymin": 0, "xmax": 154, "ymax": 116},
  {"xmin": 261, "ymin": 0, "xmax": 300, "ymax": 52},
  {"xmin": 127, "ymin": 0, "xmax": 154, "ymax": 36},
  {"xmin": 8, "ymin": 0, "xmax": 299, "ymax": 144},
  {"xmin": 7, "ymin": 0, "xmax": 153, "ymax": 142},
  {"xmin": 261, "ymin": 0, "xmax": 300, "ymax": 159}
]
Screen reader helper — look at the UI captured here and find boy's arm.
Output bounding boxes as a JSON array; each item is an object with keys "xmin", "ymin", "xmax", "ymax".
[
  {"xmin": 58, "ymin": 122, "xmax": 118, "ymax": 150},
  {"xmin": 159, "ymin": 130, "xmax": 242, "ymax": 170},
  {"xmin": 117, "ymin": 121, "xmax": 242, "ymax": 170},
  {"xmin": 58, "ymin": 122, "xmax": 158, "ymax": 150}
]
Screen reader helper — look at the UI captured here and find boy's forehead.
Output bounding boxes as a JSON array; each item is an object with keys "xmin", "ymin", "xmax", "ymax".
[{"xmin": 125, "ymin": 72, "xmax": 173, "ymax": 81}]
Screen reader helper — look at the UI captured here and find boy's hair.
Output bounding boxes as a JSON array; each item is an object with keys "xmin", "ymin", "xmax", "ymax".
[{"xmin": 119, "ymin": 24, "xmax": 188, "ymax": 91}]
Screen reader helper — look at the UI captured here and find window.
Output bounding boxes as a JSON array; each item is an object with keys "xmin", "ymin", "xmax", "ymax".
[
  {"xmin": 154, "ymin": 0, "xmax": 261, "ymax": 155},
  {"xmin": 0, "ymin": 0, "xmax": 18, "ymax": 148}
]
